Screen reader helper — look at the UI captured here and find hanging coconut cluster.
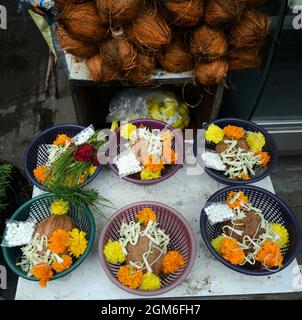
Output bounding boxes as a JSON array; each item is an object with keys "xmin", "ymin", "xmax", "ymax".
[{"xmin": 55, "ymin": 0, "xmax": 270, "ymax": 85}]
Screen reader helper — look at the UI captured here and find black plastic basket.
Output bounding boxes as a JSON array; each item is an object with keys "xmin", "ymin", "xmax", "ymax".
[
  {"xmin": 193, "ymin": 118, "xmax": 279, "ymax": 185},
  {"xmin": 200, "ymin": 185, "xmax": 301, "ymax": 276},
  {"xmin": 24, "ymin": 124, "xmax": 101, "ymax": 191}
]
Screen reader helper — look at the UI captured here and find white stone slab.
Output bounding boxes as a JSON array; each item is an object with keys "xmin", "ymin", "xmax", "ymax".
[
  {"xmin": 16, "ymin": 161, "xmax": 302, "ymax": 299},
  {"xmin": 65, "ymin": 54, "xmax": 193, "ymax": 82}
]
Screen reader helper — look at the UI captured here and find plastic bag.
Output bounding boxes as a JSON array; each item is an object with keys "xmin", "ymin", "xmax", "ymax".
[
  {"xmin": 106, "ymin": 88, "xmax": 190, "ymax": 129},
  {"xmin": 1, "ymin": 218, "xmax": 36, "ymax": 247}
]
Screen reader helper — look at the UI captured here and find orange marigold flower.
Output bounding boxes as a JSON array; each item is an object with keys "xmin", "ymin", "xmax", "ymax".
[
  {"xmin": 256, "ymin": 241, "xmax": 283, "ymax": 268},
  {"xmin": 117, "ymin": 265, "xmax": 144, "ymax": 289},
  {"xmin": 48, "ymin": 229, "xmax": 69, "ymax": 254},
  {"xmin": 255, "ymin": 151, "xmax": 271, "ymax": 166},
  {"xmin": 162, "ymin": 251, "xmax": 185, "ymax": 274},
  {"xmin": 227, "ymin": 191, "xmax": 249, "ymax": 209},
  {"xmin": 163, "ymin": 149, "xmax": 177, "ymax": 165},
  {"xmin": 33, "ymin": 165, "xmax": 48, "ymax": 183},
  {"xmin": 220, "ymin": 238, "xmax": 245, "ymax": 265},
  {"xmin": 144, "ymin": 155, "xmax": 164, "ymax": 173},
  {"xmin": 32, "ymin": 263, "xmax": 53, "ymax": 287},
  {"xmin": 51, "ymin": 254, "xmax": 73, "ymax": 272},
  {"xmin": 78, "ymin": 175, "xmax": 85, "ymax": 185},
  {"xmin": 136, "ymin": 208, "xmax": 157, "ymax": 224},
  {"xmin": 223, "ymin": 125, "xmax": 245, "ymax": 140},
  {"xmin": 240, "ymin": 173, "xmax": 250, "ymax": 181},
  {"xmin": 53, "ymin": 134, "xmax": 72, "ymax": 146}
]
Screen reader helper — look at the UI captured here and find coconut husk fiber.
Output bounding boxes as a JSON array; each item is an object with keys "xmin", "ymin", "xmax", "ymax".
[
  {"xmin": 228, "ymin": 47, "xmax": 261, "ymax": 70},
  {"xmin": 100, "ymin": 30, "xmax": 137, "ymax": 73},
  {"xmin": 230, "ymin": 10, "xmax": 271, "ymax": 48},
  {"xmin": 190, "ymin": 25, "xmax": 228, "ymax": 61},
  {"xmin": 203, "ymin": 0, "xmax": 245, "ymax": 26},
  {"xmin": 195, "ymin": 59, "xmax": 228, "ymax": 85},
  {"xmin": 158, "ymin": 37, "xmax": 193, "ymax": 72},
  {"xmin": 96, "ymin": 0, "xmax": 142, "ymax": 24},
  {"xmin": 126, "ymin": 53, "xmax": 155, "ymax": 84},
  {"xmin": 56, "ymin": 24, "xmax": 99, "ymax": 59},
  {"xmin": 58, "ymin": 2, "xmax": 108, "ymax": 42},
  {"xmin": 55, "ymin": 0, "xmax": 90, "ymax": 10},
  {"xmin": 162, "ymin": 0, "xmax": 204, "ymax": 27},
  {"xmin": 86, "ymin": 54, "xmax": 119, "ymax": 82},
  {"xmin": 126, "ymin": 7, "xmax": 171, "ymax": 52}
]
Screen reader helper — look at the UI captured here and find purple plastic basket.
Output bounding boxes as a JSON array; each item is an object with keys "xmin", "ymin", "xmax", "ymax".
[
  {"xmin": 99, "ymin": 201, "xmax": 196, "ymax": 296},
  {"xmin": 200, "ymin": 185, "xmax": 301, "ymax": 276},
  {"xmin": 24, "ymin": 124, "xmax": 102, "ymax": 191},
  {"xmin": 193, "ymin": 118, "xmax": 278, "ymax": 185},
  {"xmin": 108, "ymin": 118, "xmax": 183, "ymax": 185}
]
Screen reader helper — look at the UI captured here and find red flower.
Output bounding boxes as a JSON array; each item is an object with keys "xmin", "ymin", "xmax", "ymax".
[
  {"xmin": 73, "ymin": 145, "xmax": 94, "ymax": 162},
  {"xmin": 93, "ymin": 155, "xmax": 100, "ymax": 166}
]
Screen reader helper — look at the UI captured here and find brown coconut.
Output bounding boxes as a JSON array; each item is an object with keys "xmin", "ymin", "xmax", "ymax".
[
  {"xmin": 96, "ymin": 0, "xmax": 142, "ymax": 24},
  {"xmin": 99, "ymin": 30, "xmax": 137, "ymax": 73},
  {"xmin": 126, "ymin": 235, "xmax": 163, "ymax": 275},
  {"xmin": 204, "ymin": 0, "xmax": 244, "ymax": 26},
  {"xmin": 126, "ymin": 7, "xmax": 171, "ymax": 52},
  {"xmin": 35, "ymin": 215, "xmax": 75, "ymax": 239},
  {"xmin": 56, "ymin": 24, "xmax": 99, "ymax": 59},
  {"xmin": 86, "ymin": 54, "xmax": 119, "ymax": 82},
  {"xmin": 162, "ymin": 0, "xmax": 204, "ymax": 27},
  {"xmin": 55, "ymin": 0, "xmax": 89, "ymax": 10},
  {"xmin": 58, "ymin": 2, "xmax": 108, "ymax": 42},
  {"xmin": 126, "ymin": 53, "xmax": 155, "ymax": 84},
  {"xmin": 190, "ymin": 25, "xmax": 228, "ymax": 61},
  {"xmin": 230, "ymin": 10, "xmax": 271, "ymax": 48},
  {"xmin": 228, "ymin": 47, "xmax": 261, "ymax": 70},
  {"xmin": 158, "ymin": 37, "xmax": 193, "ymax": 72},
  {"xmin": 195, "ymin": 59, "xmax": 228, "ymax": 85}
]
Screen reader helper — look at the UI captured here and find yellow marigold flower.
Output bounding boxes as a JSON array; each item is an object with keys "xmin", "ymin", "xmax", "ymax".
[
  {"xmin": 120, "ymin": 123, "xmax": 137, "ymax": 140},
  {"xmin": 220, "ymin": 238, "xmax": 245, "ymax": 265},
  {"xmin": 50, "ymin": 199, "xmax": 69, "ymax": 216},
  {"xmin": 32, "ymin": 263, "xmax": 53, "ymax": 288},
  {"xmin": 211, "ymin": 235, "xmax": 224, "ymax": 254},
  {"xmin": 136, "ymin": 208, "xmax": 157, "ymax": 224},
  {"xmin": 103, "ymin": 240, "xmax": 126, "ymax": 264},
  {"xmin": 118, "ymin": 265, "xmax": 143, "ymax": 289},
  {"xmin": 68, "ymin": 228, "xmax": 88, "ymax": 258},
  {"xmin": 256, "ymin": 241, "xmax": 283, "ymax": 268},
  {"xmin": 162, "ymin": 251, "xmax": 185, "ymax": 274},
  {"xmin": 140, "ymin": 272, "xmax": 161, "ymax": 291},
  {"xmin": 227, "ymin": 191, "xmax": 249, "ymax": 209},
  {"xmin": 245, "ymin": 131, "xmax": 266, "ymax": 152},
  {"xmin": 269, "ymin": 223, "xmax": 289, "ymax": 249},
  {"xmin": 33, "ymin": 165, "xmax": 48, "ymax": 183},
  {"xmin": 88, "ymin": 165, "xmax": 97, "ymax": 177},
  {"xmin": 48, "ymin": 229, "xmax": 69, "ymax": 254},
  {"xmin": 223, "ymin": 125, "xmax": 245, "ymax": 140},
  {"xmin": 51, "ymin": 254, "xmax": 73, "ymax": 272},
  {"xmin": 53, "ymin": 134, "xmax": 72, "ymax": 146},
  {"xmin": 205, "ymin": 124, "xmax": 224, "ymax": 144},
  {"xmin": 140, "ymin": 168, "xmax": 161, "ymax": 180}
]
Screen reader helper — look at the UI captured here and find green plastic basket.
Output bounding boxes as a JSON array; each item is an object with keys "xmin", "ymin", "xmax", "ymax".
[{"xmin": 2, "ymin": 193, "xmax": 96, "ymax": 282}]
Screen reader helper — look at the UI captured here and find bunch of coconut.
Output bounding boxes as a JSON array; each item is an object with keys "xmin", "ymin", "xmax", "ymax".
[{"xmin": 54, "ymin": 0, "xmax": 270, "ymax": 86}]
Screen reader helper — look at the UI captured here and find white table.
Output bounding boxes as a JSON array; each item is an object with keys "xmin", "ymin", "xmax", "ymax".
[{"xmin": 15, "ymin": 157, "xmax": 302, "ymax": 299}]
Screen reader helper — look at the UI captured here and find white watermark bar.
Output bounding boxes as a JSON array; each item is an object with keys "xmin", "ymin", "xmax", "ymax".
[
  {"xmin": 293, "ymin": 5, "xmax": 302, "ymax": 30},
  {"xmin": 0, "ymin": 265, "xmax": 7, "ymax": 290},
  {"xmin": 0, "ymin": 5, "xmax": 7, "ymax": 30}
]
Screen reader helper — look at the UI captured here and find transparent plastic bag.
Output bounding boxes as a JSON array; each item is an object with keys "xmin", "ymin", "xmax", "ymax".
[
  {"xmin": 106, "ymin": 88, "xmax": 190, "ymax": 129},
  {"xmin": 1, "ymin": 218, "xmax": 36, "ymax": 247}
]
